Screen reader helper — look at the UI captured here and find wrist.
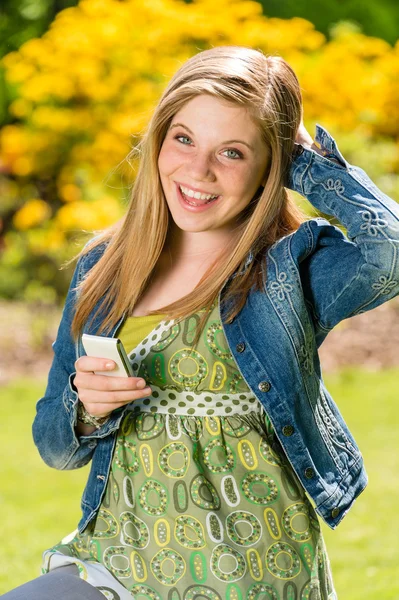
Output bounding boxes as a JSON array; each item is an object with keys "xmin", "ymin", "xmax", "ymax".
[
  {"xmin": 76, "ymin": 400, "xmax": 111, "ymax": 429},
  {"xmin": 296, "ymin": 140, "xmax": 339, "ymax": 161}
]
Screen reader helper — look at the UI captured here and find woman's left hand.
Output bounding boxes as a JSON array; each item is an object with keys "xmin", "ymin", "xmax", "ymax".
[{"xmin": 295, "ymin": 115, "xmax": 340, "ymax": 162}]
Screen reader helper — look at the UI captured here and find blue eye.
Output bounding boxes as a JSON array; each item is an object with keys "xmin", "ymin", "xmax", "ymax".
[
  {"xmin": 173, "ymin": 134, "xmax": 243, "ymax": 160},
  {"xmin": 175, "ymin": 135, "xmax": 192, "ymax": 145},
  {"xmin": 223, "ymin": 149, "xmax": 242, "ymax": 160}
]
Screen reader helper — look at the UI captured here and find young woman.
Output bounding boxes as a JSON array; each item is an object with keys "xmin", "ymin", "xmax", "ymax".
[{"xmin": 5, "ymin": 46, "xmax": 399, "ymax": 599}]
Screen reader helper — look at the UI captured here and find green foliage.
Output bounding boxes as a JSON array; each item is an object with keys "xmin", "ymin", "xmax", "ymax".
[
  {"xmin": 0, "ymin": 1, "xmax": 79, "ymax": 126},
  {"xmin": 259, "ymin": 0, "xmax": 399, "ymax": 45},
  {"xmin": 0, "ymin": 0, "xmax": 398, "ymax": 303},
  {"xmin": 0, "ymin": 0, "xmax": 78, "ymax": 57}
]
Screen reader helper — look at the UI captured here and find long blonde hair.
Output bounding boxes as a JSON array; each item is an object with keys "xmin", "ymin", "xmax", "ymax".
[{"xmin": 71, "ymin": 46, "xmax": 307, "ymax": 338}]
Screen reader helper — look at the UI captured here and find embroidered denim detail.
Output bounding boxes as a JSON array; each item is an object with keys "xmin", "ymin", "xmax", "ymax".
[
  {"xmin": 371, "ymin": 274, "xmax": 398, "ymax": 295},
  {"xmin": 267, "ymin": 232, "xmax": 294, "ymax": 257},
  {"xmin": 314, "ymin": 404, "xmax": 346, "ymax": 475},
  {"xmin": 299, "ymin": 339, "xmax": 314, "ymax": 375},
  {"xmin": 324, "ymin": 178, "xmax": 345, "ymax": 194},
  {"xmin": 319, "ymin": 388, "xmax": 357, "ymax": 455},
  {"xmin": 314, "ymin": 389, "xmax": 358, "ymax": 474},
  {"xmin": 268, "ymin": 250, "xmax": 315, "ymax": 378},
  {"xmin": 360, "ymin": 209, "xmax": 389, "ymax": 237},
  {"xmin": 313, "ymin": 170, "xmax": 399, "ymax": 311},
  {"xmin": 270, "ymin": 271, "xmax": 293, "ymax": 301}
]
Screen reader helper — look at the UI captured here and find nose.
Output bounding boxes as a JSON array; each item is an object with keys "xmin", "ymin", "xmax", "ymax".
[{"xmin": 185, "ymin": 151, "xmax": 216, "ymax": 183}]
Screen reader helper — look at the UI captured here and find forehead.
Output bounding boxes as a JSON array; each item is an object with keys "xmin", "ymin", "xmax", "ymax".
[{"xmin": 171, "ymin": 94, "xmax": 262, "ymax": 143}]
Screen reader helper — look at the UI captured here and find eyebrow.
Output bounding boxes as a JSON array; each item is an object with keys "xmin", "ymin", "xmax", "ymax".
[{"xmin": 170, "ymin": 122, "xmax": 255, "ymax": 151}]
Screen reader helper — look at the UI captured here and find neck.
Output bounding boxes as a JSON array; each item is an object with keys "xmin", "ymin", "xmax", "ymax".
[{"xmin": 164, "ymin": 226, "xmax": 235, "ymax": 263}]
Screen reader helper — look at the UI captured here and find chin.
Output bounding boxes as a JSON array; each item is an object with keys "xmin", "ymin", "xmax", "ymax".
[{"xmin": 175, "ymin": 222, "xmax": 212, "ymax": 233}]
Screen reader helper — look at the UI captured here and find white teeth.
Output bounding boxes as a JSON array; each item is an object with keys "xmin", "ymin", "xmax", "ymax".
[{"xmin": 180, "ymin": 185, "xmax": 218, "ymax": 201}]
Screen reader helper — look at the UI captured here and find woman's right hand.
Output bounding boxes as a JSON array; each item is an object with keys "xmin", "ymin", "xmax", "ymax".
[{"xmin": 74, "ymin": 356, "xmax": 152, "ymax": 417}]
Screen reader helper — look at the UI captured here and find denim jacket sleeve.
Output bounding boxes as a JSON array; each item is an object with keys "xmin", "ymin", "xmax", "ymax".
[
  {"xmin": 32, "ymin": 244, "xmax": 121, "ymax": 470},
  {"xmin": 286, "ymin": 124, "xmax": 399, "ymax": 340}
]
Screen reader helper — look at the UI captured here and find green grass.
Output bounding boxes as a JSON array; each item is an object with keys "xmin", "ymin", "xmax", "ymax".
[
  {"xmin": 0, "ymin": 369, "xmax": 398, "ymax": 597},
  {"xmin": 321, "ymin": 368, "xmax": 399, "ymax": 600},
  {"xmin": 0, "ymin": 378, "xmax": 90, "ymax": 593}
]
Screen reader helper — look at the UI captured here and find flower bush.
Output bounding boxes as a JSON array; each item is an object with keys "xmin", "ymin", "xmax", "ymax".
[{"xmin": 1, "ymin": 0, "xmax": 398, "ymax": 300}]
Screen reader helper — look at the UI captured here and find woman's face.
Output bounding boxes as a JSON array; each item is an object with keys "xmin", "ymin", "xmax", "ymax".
[{"xmin": 158, "ymin": 94, "xmax": 270, "ymax": 238}]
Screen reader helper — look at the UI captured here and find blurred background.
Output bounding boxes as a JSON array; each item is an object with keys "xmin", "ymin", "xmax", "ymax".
[{"xmin": 0, "ymin": 0, "xmax": 398, "ymax": 596}]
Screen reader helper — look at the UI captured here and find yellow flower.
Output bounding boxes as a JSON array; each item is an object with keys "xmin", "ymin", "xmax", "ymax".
[
  {"xmin": 13, "ymin": 199, "xmax": 51, "ymax": 230},
  {"xmin": 13, "ymin": 157, "xmax": 33, "ymax": 176},
  {"xmin": 9, "ymin": 99, "xmax": 32, "ymax": 118},
  {"xmin": 59, "ymin": 184, "xmax": 82, "ymax": 203},
  {"xmin": 56, "ymin": 196, "xmax": 123, "ymax": 231},
  {"xmin": 0, "ymin": 0, "xmax": 398, "ymax": 277}
]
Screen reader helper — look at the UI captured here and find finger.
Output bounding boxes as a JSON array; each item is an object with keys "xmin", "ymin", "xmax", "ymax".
[
  {"xmin": 78, "ymin": 387, "xmax": 152, "ymax": 406},
  {"xmin": 75, "ymin": 356, "xmax": 116, "ymax": 373},
  {"xmin": 74, "ymin": 372, "xmax": 149, "ymax": 393}
]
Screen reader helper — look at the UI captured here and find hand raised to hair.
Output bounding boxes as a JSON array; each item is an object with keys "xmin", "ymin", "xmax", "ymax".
[
  {"xmin": 295, "ymin": 113, "xmax": 315, "ymax": 150},
  {"xmin": 295, "ymin": 112, "xmax": 341, "ymax": 163}
]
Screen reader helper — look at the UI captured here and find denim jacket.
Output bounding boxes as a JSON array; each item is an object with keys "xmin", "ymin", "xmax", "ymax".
[{"xmin": 33, "ymin": 125, "xmax": 399, "ymax": 533}]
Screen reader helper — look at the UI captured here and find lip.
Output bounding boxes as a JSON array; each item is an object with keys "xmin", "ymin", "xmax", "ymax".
[
  {"xmin": 174, "ymin": 182, "xmax": 221, "ymax": 212},
  {"xmin": 175, "ymin": 181, "xmax": 220, "ymax": 197}
]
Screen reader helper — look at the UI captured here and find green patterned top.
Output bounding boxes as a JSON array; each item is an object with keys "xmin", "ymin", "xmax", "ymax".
[
  {"xmin": 119, "ymin": 300, "xmax": 259, "ymax": 417},
  {"xmin": 118, "ymin": 313, "xmax": 167, "ymax": 354},
  {"xmin": 42, "ymin": 302, "xmax": 337, "ymax": 600}
]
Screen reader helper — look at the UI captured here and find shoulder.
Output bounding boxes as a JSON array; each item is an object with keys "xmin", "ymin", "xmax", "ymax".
[
  {"xmin": 294, "ymin": 217, "xmax": 347, "ymax": 239},
  {"xmin": 265, "ymin": 217, "xmax": 349, "ymax": 266},
  {"xmin": 291, "ymin": 217, "xmax": 349, "ymax": 260},
  {"xmin": 76, "ymin": 237, "xmax": 110, "ymax": 281}
]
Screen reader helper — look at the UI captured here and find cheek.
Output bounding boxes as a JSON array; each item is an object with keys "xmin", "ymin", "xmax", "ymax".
[
  {"xmin": 157, "ymin": 147, "xmax": 169, "ymax": 177},
  {"xmin": 229, "ymin": 166, "xmax": 262, "ymax": 196},
  {"xmin": 245, "ymin": 163, "xmax": 267, "ymax": 191},
  {"xmin": 158, "ymin": 143, "xmax": 182, "ymax": 177}
]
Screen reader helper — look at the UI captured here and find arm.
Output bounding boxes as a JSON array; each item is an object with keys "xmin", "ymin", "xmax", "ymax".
[
  {"xmin": 286, "ymin": 124, "xmax": 399, "ymax": 338},
  {"xmin": 33, "ymin": 243, "xmax": 153, "ymax": 470},
  {"xmin": 32, "ymin": 252, "xmax": 95, "ymax": 469},
  {"xmin": 32, "ymin": 246, "xmax": 120, "ymax": 470}
]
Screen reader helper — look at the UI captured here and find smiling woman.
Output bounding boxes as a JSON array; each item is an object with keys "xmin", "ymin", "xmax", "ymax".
[
  {"xmin": 158, "ymin": 95, "xmax": 270, "ymax": 237},
  {"xmin": 68, "ymin": 47, "xmax": 305, "ymax": 333},
  {"xmin": 5, "ymin": 45, "xmax": 399, "ymax": 599}
]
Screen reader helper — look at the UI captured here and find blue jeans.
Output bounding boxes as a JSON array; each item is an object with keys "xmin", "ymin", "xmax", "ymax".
[{"xmin": 1, "ymin": 565, "xmax": 105, "ymax": 599}]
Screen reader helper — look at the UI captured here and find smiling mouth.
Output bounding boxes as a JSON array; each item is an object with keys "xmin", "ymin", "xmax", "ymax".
[{"xmin": 178, "ymin": 184, "xmax": 220, "ymax": 206}]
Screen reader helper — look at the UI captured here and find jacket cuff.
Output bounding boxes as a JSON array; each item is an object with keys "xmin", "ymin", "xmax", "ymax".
[
  {"xmin": 63, "ymin": 372, "xmax": 79, "ymax": 420},
  {"xmin": 314, "ymin": 123, "xmax": 349, "ymax": 167},
  {"xmin": 287, "ymin": 124, "xmax": 349, "ymax": 192}
]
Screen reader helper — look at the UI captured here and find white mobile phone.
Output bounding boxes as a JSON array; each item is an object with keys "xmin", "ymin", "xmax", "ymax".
[{"xmin": 81, "ymin": 334, "xmax": 134, "ymax": 377}]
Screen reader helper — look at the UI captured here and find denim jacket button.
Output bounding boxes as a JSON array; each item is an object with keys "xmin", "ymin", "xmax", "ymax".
[
  {"xmin": 331, "ymin": 507, "xmax": 340, "ymax": 518},
  {"xmin": 258, "ymin": 381, "xmax": 271, "ymax": 392},
  {"xmin": 282, "ymin": 425, "xmax": 294, "ymax": 436},
  {"xmin": 304, "ymin": 467, "xmax": 315, "ymax": 479},
  {"xmin": 236, "ymin": 342, "xmax": 246, "ymax": 353}
]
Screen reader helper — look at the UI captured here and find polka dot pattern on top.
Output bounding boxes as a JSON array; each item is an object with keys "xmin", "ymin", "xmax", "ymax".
[{"xmin": 121, "ymin": 301, "xmax": 261, "ymax": 417}]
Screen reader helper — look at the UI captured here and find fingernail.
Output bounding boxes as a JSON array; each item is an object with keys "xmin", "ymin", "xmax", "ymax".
[
  {"xmin": 136, "ymin": 379, "xmax": 146, "ymax": 389},
  {"xmin": 105, "ymin": 362, "xmax": 114, "ymax": 369},
  {"xmin": 143, "ymin": 387, "xmax": 152, "ymax": 394}
]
